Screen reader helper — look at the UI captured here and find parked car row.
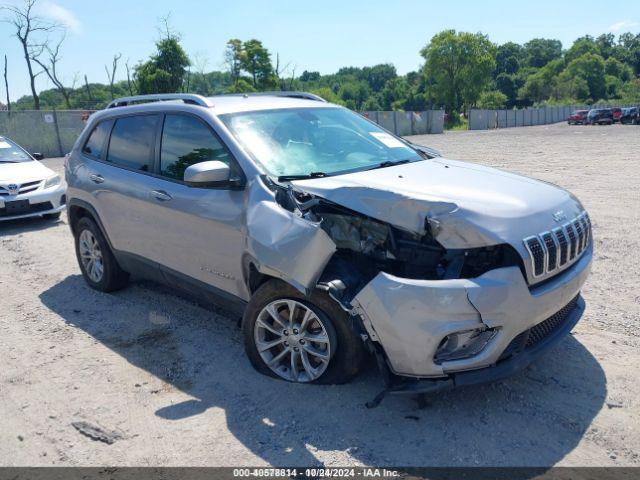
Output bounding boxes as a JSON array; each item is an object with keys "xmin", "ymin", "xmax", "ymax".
[{"xmin": 568, "ymin": 107, "xmax": 639, "ymax": 125}]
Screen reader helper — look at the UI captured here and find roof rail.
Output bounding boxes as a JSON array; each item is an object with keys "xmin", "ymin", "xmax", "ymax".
[
  {"xmin": 220, "ymin": 91, "xmax": 327, "ymax": 102},
  {"xmin": 106, "ymin": 94, "xmax": 214, "ymax": 109}
]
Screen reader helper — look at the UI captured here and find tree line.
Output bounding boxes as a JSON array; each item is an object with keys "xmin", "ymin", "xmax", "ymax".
[{"xmin": 2, "ymin": 0, "xmax": 640, "ymax": 126}]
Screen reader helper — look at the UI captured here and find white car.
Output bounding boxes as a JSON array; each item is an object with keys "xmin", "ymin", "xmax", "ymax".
[{"xmin": 0, "ymin": 136, "xmax": 67, "ymax": 221}]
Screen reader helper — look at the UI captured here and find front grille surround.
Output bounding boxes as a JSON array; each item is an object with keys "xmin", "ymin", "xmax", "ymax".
[
  {"xmin": 0, "ymin": 180, "xmax": 43, "ymax": 196},
  {"xmin": 523, "ymin": 212, "xmax": 590, "ymax": 280}
]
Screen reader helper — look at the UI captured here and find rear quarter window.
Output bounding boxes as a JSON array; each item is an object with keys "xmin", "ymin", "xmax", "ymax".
[
  {"xmin": 106, "ymin": 115, "xmax": 160, "ymax": 171},
  {"xmin": 82, "ymin": 120, "xmax": 113, "ymax": 158}
]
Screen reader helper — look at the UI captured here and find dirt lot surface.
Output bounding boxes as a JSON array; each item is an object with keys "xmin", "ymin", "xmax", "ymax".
[{"xmin": 1, "ymin": 122, "xmax": 638, "ymax": 467}]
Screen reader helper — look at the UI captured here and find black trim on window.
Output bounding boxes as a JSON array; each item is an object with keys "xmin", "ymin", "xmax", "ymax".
[
  {"xmin": 155, "ymin": 112, "xmax": 247, "ymax": 190},
  {"xmin": 81, "ymin": 119, "xmax": 114, "ymax": 161},
  {"xmin": 82, "ymin": 110, "xmax": 246, "ymax": 190}
]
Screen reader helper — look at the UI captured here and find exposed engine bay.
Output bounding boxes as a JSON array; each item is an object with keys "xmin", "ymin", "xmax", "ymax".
[{"xmin": 269, "ymin": 176, "xmax": 524, "ymax": 308}]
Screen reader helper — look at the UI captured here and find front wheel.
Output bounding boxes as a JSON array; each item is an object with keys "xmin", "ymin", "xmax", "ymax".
[{"xmin": 242, "ymin": 279, "xmax": 365, "ymax": 384}]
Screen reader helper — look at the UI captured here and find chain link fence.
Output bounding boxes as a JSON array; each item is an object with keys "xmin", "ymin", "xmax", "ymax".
[{"xmin": 0, "ymin": 110, "xmax": 91, "ymax": 157}]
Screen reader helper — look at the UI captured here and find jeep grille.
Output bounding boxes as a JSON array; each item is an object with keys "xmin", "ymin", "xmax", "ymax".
[{"xmin": 523, "ymin": 212, "xmax": 591, "ymax": 279}]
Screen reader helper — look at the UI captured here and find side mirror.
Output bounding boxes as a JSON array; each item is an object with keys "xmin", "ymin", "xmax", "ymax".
[
  {"xmin": 184, "ymin": 161, "xmax": 231, "ymax": 187},
  {"xmin": 32, "ymin": 152, "xmax": 45, "ymax": 160}
]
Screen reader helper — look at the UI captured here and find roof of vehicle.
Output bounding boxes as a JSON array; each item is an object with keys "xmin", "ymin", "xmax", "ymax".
[
  {"xmin": 103, "ymin": 92, "xmax": 338, "ymax": 116},
  {"xmin": 207, "ymin": 94, "xmax": 337, "ymax": 115}
]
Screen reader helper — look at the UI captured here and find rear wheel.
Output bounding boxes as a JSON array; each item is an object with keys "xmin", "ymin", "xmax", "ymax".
[
  {"xmin": 243, "ymin": 279, "xmax": 365, "ymax": 384},
  {"xmin": 74, "ymin": 216, "xmax": 129, "ymax": 292}
]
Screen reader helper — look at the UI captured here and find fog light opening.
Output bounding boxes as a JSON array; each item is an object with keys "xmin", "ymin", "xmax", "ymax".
[{"xmin": 434, "ymin": 328, "xmax": 497, "ymax": 364}]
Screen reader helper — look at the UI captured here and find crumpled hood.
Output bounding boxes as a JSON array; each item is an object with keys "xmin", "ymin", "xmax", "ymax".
[
  {"xmin": 292, "ymin": 158, "xmax": 584, "ymax": 248},
  {"xmin": 0, "ymin": 160, "xmax": 53, "ymax": 184}
]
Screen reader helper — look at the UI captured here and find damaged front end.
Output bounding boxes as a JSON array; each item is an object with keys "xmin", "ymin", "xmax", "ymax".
[{"xmin": 249, "ymin": 176, "xmax": 526, "ymax": 378}]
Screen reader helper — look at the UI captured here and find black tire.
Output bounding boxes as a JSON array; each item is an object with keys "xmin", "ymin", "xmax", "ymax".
[
  {"xmin": 43, "ymin": 212, "xmax": 61, "ymax": 220},
  {"xmin": 74, "ymin": 216, "xmax": 129, "ymax": 292},
  {"xmin": 242, "ymin": 279, "xmax": 365, "ymax": 384}
]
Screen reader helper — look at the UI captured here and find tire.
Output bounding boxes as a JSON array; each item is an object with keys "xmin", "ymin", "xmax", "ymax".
[
  {"xmin": 74, "ymin": 216, "xmax": 129, "ymax": 292},
  {"xmin": 43, "ymin": 212, "xmax": 61, "ymax": 220},
  {"xmin": 242, "ymin": 279, "xmax": 365, "ymax": 384}
]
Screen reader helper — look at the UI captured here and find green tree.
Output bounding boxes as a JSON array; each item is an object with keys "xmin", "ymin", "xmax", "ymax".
[
  {"xmin": 605, "ymin": 57, "xmax": 633, "ymax": 81},
  {"xmin": 477, "ymin": 90, "xmax": 507, "ymax": 109},
  {"xmin": 241, "ymin": 39, "xmax": 276, "ymax": 89},
  {"xmin": 518, "ymin": 58, "xmax": 564, "ymax": 104},
  {"xmin": 224, "ymin": 39, "xmax": 244, "ymax": 85},
  {"xmin": 619, "ymin": 33, "xmax": 640, "ymax": 74},
  {"xmin": 596, "ymin": 33, "xmax": 617, "ymax": 59},
  {"xmin": 495, "ymin": 42, "xmax": 523, "ymax": 75},
  {"xmin": 338, "ymin": 81, "xmax": 371, "ymax": 110},
  {"xmin": 420, "ymin": 30, "xmax": 496, "ymax": 113},
  {"xmin": 565, "ymin": 36, "xmax": 599, "ymax": 64},
  {"xmin": 564, "ymin": 53, "xmax": 606, "ymax": 101},
  {"xmin": 135, "ymin": 34, "xmax": 190, "ymax": 94},
  {"xmin": 523, "ymin": 38, "xmax": 563, "ymax": 68},
  {"xmin": 360, "ymin": 64, "xmax": 397, "ymax": 91}
]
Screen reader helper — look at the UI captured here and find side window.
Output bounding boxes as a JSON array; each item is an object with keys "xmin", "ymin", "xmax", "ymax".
[
  {"xmin": 106, "ymin": 115, "xmax": 159, "ymax": 171},
  {"xmin": 82, "ymin": 120, "xmax": 113, "ymax": 158},
  {"xmin": 160, "ymin": 114, "xmax": 232, "ymax": 181}
]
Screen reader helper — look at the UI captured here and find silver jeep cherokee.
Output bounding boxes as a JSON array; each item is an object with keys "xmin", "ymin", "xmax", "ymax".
[{"xmin": 65, "ymin": 93, "xmax": 592, "ymax": 394}]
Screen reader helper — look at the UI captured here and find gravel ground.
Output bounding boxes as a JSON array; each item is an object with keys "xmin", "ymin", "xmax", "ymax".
[{"xmin": 0, "ymin": 122, "xmax": 638, "ymax": 467}]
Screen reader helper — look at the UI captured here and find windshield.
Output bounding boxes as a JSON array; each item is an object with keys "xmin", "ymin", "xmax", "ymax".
[
  {"xmin": 219, "ymin": 107, "xmax": 422, "ymax": 177},
  {"xmin": 0, "ymin": 137, "xmax": 32, "ymax": 163}
]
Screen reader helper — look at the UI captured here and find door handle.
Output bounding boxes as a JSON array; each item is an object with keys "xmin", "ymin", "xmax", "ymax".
[
  {"xmin": 89, "ymin": 173, "xmax": 104, "ymax": 184},
  {"xmin": 150, "ymin": 190, "xmax": 172, "ymax": 202}
]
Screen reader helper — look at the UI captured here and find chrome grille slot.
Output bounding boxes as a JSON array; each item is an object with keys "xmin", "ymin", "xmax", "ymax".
[
  {"xmin": 523, "ymin": 211, "xmax": 590, "ymax": 280},
  {"xmin": 566, "ymin": 223, "xmax": 577, "ymax": 260},
  {"xmin": 553, "ymin": 227, "xmax": 568, "ymax": 266},
  {"xmin": 541, "ymin": 233, "xmax": 558, "ymax": 271},
  {"xmin": 524, "ymin": 237, "xmax": 545, "ymax": 277},
  {"xmin": 573, "ymin": 219, "xmax": 584, "ymax": 254}
]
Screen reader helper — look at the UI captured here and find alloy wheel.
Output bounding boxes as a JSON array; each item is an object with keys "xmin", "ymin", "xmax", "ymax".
[
  {"xmin": 78, "ymin": 229, "xmax": 104, "ymax": 283},
  {"xmin": 254, "ymin": 299, "xmax": 332, "ymax": 382}
]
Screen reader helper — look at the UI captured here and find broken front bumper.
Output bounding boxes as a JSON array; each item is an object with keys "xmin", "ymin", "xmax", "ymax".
[{"xmin": 353, "ymin": 245, "xmax": 592, "ymax": 379}]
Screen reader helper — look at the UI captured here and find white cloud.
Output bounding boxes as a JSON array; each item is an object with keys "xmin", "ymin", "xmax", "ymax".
[
  {"xmin": 608, "ymin": 20, "xmax": 640, "ymax": 33},
  {"xmin": 38, "ymin": 2, "xmax": 82, "ymax": 34}
]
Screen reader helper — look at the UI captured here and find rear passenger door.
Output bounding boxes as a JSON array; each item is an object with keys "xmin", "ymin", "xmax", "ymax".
[
  {"xmin": 140, "ymin": 113, "xmax": 247, "ymax": 298},
  {"xmin": 81, "ymin": 113, "xmax": 162, "ymax": 260}
]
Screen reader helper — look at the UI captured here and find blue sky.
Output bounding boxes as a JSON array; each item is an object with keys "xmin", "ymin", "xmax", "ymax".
[{"xmin": 1, "ymin": 0, "xmax": 640, "ymax": 100}]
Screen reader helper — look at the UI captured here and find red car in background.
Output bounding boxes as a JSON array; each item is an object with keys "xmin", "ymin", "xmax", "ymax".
[
  {"xmin": 611, "ymin": 107, "xmax": 622, "ymax": 122},
  {"xmin": 568, "ymin": 110, "xmax": 589, "ymax": 125}
]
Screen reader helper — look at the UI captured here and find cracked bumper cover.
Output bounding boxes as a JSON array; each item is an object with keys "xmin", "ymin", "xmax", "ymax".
[{"xmin": 353, "ymin": 245, "xmax": 592, "ymax": 379}]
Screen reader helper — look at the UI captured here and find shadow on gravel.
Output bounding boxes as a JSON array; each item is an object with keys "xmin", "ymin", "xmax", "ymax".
[
  {"xmin": 41, "ymin": 275, "xmax": 606, "ymax": 467},
  {"xmin": 0, "ymin": 215, "xmax": 63, "ymax": 236}
]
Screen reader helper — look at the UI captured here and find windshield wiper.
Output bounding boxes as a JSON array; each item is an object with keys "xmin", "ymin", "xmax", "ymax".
[
  {"xmin": 367, "ymin": 159, "xmax": 411, "ymax": 171},
  {"xmin": 277, "ymin": 171, "xmax": 328, "ymax": 182}
]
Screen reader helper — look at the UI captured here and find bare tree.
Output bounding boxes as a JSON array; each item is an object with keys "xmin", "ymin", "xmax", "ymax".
[
  {"xmin": 31, "ymin": 35, "xmax": 73, "ymax": 108},
  {"xmin": 3, "ymin": 54, "xmax": 9, "ymax": 111},
  {"xmin": 83, "ymin": 74, "xmax": 92, "ymax": 102},
  {"xmin": 275, "ymin": 53, "xmax": 293, "ymax": 91},
  {"xmin": 2, "ymin": 0, "xmax": 59, "ymax": 110},
  {"xmin": 104, "ymin": 53, "xmax": 122, "ymax": 100},
  {"xmin": 125, "ymin": 59, "xmax": 136, "ymax": 96}
]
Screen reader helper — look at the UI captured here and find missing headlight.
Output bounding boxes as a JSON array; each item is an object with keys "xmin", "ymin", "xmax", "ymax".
[{"xmin": 434, "ymin": 328, "xmax": 498, "ymax": 364}]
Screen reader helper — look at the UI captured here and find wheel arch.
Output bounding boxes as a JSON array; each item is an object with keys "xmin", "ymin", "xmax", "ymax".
[{"xmin": 67, "ymin": 199, "xmax": 115, "ymax": 251}]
